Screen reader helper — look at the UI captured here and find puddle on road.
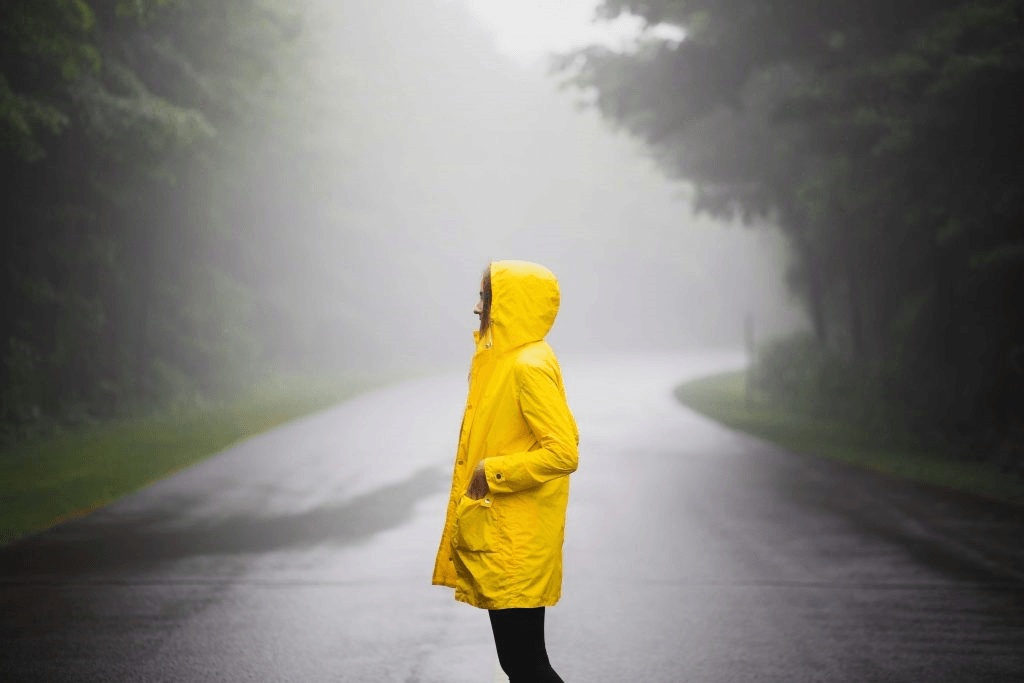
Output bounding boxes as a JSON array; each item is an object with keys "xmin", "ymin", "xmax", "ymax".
[{"xmin": 0, "ymin": 465, "xmax": 449, "ymax": 579}]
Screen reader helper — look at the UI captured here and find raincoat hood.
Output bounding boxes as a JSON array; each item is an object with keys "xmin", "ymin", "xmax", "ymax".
[{"xmin": 477, "ymin": 260, "xmax": 560, "ymax": 352}]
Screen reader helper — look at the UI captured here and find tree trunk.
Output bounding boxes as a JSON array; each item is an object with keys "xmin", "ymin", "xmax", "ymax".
[
  {"xmin": 788, "ymin": 217, "xmax": 828, "ymax": 345},
  {"xmin": 847, "ymin": 256, "xmax": 865, "ymax": 359}
]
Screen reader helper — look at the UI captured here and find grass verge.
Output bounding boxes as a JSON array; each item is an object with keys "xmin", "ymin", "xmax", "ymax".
[
  {"xmin": 0, "ymin": 375, "xmax": 383, "ymax": 545},
  {"xmin": 675, "ymin": 370, "xmax": 1024, "ymax": 505}
]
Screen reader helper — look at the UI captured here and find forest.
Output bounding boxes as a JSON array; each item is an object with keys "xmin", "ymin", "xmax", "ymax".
[
  {"xmin": 1, "ymin": 0, "xmax": 798, "ymax": 449},
  {"xmin": 2, "ymin": 0, "xmax": 1021, "ymax": 472},
  {"xmin": 566, "ymin": 0, "xmax": 1023, "ymax": 466}
]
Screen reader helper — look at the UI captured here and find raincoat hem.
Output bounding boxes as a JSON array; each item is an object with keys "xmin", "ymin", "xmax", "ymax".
[{"xmin": 452, "ymin": 592, "xmax": 561, "ymax": 611}]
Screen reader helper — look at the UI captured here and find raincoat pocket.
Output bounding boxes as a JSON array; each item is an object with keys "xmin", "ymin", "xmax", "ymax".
[{"xmin": 452, "ymin": 495, "xmax": 494, "ymax": 552}]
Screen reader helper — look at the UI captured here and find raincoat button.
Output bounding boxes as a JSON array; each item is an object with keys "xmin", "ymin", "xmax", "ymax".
[
  {"xmin": 457, "ymin": 459, "xmax": 464, "ymax": 465},
  {"xmin": 495, "ymin": 473, "xmax": 502, "ymax": 480}
]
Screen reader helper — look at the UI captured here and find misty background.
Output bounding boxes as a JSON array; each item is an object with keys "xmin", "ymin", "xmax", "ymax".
[
  {"xmin": 261, "ymin": 0, "xmax": 801, "ymax": 370},
  {"xmin": 0, "ymin": 0, "xmax": 801, "ymax": 441}
]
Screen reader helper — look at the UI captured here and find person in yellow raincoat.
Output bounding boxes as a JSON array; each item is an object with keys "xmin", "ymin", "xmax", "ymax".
[{"xmin": 432, "ymin": 260, "xmax": 578, "ymax": 683}]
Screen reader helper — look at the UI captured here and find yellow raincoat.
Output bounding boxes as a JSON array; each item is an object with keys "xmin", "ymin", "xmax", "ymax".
[{"xmin": 432, "ymin": 261, "xmax": 579, "ymax": 610}]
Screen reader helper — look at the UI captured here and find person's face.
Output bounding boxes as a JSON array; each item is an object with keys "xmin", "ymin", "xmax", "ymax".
[{"xmin": 473, "ymin": 277, "xmax": 485, "ymax": 319}]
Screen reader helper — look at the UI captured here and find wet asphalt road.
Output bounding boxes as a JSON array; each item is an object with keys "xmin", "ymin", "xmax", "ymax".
[{"xmin": 1, "ymin": 352, "xmax": 1022, "ymax": 682}]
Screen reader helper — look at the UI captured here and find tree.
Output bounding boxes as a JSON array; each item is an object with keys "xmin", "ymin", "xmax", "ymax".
[
  {"xmin": 562, "ymin": 0, "xmax": 1024, "ymax": 444},
  {"xmin": 0, "ymin": 0, "xmax": 297, "ymax": 439}
]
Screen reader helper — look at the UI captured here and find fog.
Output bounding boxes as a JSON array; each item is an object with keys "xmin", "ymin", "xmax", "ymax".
[{"xmin": 248, "ymin": 0, "xmax": 804, "ymax": 375}]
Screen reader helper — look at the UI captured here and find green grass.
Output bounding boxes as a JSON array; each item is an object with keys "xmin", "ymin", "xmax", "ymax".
[
  {"xmin": 675, "ymin": 370, "xmax": 1024, "ymax": 505},
  {"xmin": 0, "ymin": 374, "xmax": 383, "ymax": 545}
]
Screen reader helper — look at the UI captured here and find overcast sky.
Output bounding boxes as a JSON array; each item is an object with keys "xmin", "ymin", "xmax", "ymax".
[{"xmin": 455, "ymin": 0, "xmax": 680, "ymax": 64}]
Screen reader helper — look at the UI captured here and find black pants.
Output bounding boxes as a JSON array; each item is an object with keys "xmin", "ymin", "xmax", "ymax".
[{"xmin": 488, "ymin": 607, "xmax": 564, "ymax": 683}]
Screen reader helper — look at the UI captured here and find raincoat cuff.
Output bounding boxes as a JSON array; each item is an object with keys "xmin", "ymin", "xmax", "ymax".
[{"xmin": 483, "ymin": 458, "xmax": 513, "ymax": 494}]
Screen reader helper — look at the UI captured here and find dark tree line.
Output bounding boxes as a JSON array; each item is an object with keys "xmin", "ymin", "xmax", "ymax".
[
  {"xmin": 565, "ymin": 0, "xmax": 1023, "ymax": 457},
  {"xmin": 0, "ymin": 0, "xmax": 301, "ymax": 441}
]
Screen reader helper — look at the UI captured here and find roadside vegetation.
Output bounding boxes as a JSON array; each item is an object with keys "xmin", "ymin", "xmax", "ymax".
[
  {"xmin": 675, "ymin": 365, "xmax": 1024, "ymax": 505},
  {"xmin": 0, "ymin": 375, "xmax": 381, "ymax": 545}
]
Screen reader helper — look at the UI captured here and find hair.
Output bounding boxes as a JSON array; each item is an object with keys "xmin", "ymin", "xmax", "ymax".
[{"xmin": 479, "ymin": 266, "xmax": 492, "ymax": 335}]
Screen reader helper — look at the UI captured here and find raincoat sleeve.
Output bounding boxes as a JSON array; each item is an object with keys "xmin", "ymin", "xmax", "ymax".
[{"xmin": 484, "ymin": 358, "xmax": 578, "ymax": 493}]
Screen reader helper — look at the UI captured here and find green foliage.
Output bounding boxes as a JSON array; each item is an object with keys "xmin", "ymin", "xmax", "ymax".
[
  {"xmin": 0, "ymin": 374, "xmax": 378, "ymax": 544},
  {"xmin": 750, "ymin": 333, "xmax": 939, "ymax": 448},
  {"xmin": 675, "ymin": 370, "xmax": 1024, "ymax": 504},
  {"xmin": 567, "ymin": 0, "xmax": 1024, "ymax": 451},
  {"xmin": 0, "ymin": 0, "xmax": 303, "ymax": 443},
  {"xmin": 970, "ymin": 242, "xmax": 1024, "ymax": 271},
  {"xmin": 0, "ymin": 0, "xmax": 101, "ymax": 159},
  {"xmin": 113, "ymin": 0, "xmax": 174, "ymax": 21}
]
